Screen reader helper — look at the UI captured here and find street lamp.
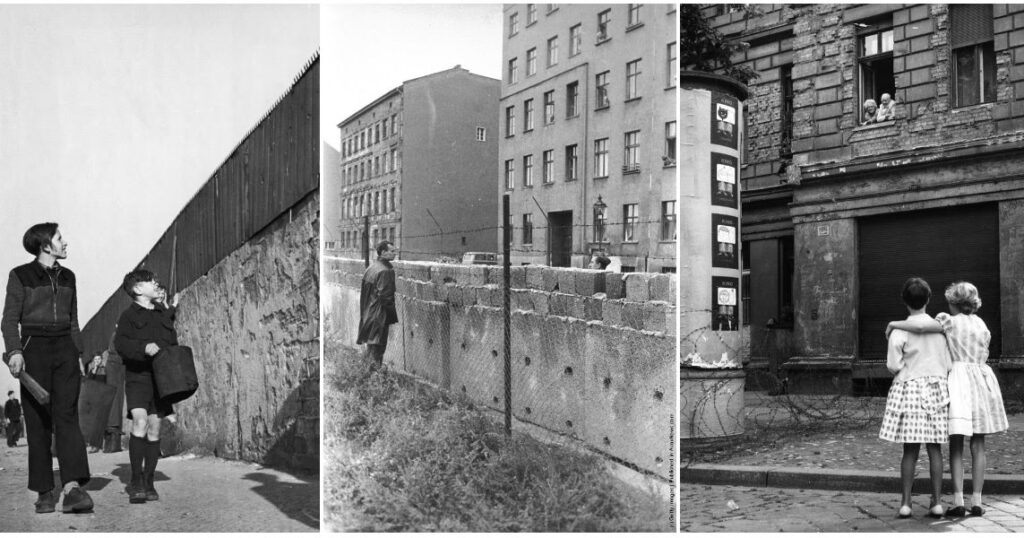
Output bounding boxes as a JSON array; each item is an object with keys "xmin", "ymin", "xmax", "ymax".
[{"xmin": 593, "ymin": 195, "xmax": 607, "ymax": 244}]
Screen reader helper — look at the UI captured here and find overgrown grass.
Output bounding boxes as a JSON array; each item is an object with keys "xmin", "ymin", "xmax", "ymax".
[{"xmin": 323, "ymin": 337, "xmax": 669, "ymax": 532}]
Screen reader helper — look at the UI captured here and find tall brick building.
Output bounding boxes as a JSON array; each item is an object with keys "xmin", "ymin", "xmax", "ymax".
[
  {"xmin": 706, "ymin": 4, "xmax": 1024, "ymax": 394},
  {"xmin": 336, "ymin": 66, "xmax": 500, "ymax": 261},
  {"xmin": 501, "ymin": 3, "xmax": 678, "ymax": 272}
]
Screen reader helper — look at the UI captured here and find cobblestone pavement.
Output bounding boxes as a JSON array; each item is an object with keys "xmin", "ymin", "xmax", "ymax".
[
  {"xmin": 680, "ymin": 484, "xmax": 1024, "ymax": 532},
  {"xmin": 0, "ymin": 443, "xmax": 318, "ymax": 532}
]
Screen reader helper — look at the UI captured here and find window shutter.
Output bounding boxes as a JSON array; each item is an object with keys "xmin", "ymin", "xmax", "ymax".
[{"xmin": 950, "ymin": 4, "xmax": 993, "ymax": 48}]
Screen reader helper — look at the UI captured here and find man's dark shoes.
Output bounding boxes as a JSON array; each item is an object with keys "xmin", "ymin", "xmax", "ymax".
[
  {"xmin": 61, "ymin": 486, "xmax": 94, "ymax": 513},
  {"xmin": 144, "ymin": 473, "xmax": 159, "ymax": 501},
  {"xmin": 126, "ymin": 474, "xmax": 147, "ymax": 504},
  {"xmin": 970, "ymin": 506, "xmax": 985, "ymax": 517},
  {"xmin": 34, "ymin": 491, "xmax": 57, "ymax": 514},
  {"xmin": 946, "ymin": 505, "xmax": 967, "ymax": 518}
]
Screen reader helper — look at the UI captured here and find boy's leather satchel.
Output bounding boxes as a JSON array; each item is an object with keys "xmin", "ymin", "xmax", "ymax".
[{"xmin": 152, "ymin": 345, "xmax": 199, "ymax": 404}]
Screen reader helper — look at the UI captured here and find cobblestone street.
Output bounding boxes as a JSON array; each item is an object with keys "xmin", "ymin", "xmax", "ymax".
[{"xmin": 680, "ymin": 484, "xmax": 1024, "ymax": 532}]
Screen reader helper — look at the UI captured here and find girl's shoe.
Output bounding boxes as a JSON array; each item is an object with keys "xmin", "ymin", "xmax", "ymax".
[
  {"xmin": 927, "ymin": 504, "xmax": 945, "ymax": 518},
  {"xmin": 898, "ymin": 505, "xmax": 912, "ymax": 518},
  {"xmin": 970, "ymin": 506, "xmax": 985, "ymax": 517},
  {"xmin": 946, "ymin": 505, "xmax": 967, "ymax": 518}
]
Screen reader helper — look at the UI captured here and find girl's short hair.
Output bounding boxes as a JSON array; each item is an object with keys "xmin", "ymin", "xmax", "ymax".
[
  {"xmin": 901, "ymin": 277, "xmax": 931, "ymax": 309},
  {"xmin": 22, "ymin": 222, "xmax": 58, "ymax": 256},
  {"xmin": 945, "ymin": 281, "xmax": 982, "ymax": 314}
]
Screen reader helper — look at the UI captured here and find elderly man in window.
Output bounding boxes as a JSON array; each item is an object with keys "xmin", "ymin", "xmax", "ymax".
[{"xmin": 876, "ymin": 93, "xmax": 896, "ymax": 122}]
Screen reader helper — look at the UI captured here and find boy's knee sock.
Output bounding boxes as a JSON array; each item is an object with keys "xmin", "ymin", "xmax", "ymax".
[
  {"xmin": 144, "ymin": 439, "xmax": 160, "ymax": 475},
  {"xmin": 129, "ymin": 435, "xmax": 146, "ymax": 477}
]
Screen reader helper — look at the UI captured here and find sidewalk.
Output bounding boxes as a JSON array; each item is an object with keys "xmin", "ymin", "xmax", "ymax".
[
  {"xmin": 0, "ymin": 443, "xmax": 318, "ymax": 532},
  {"xmin": 682, "ymin": 392, "xmax": 1024, "ymax": 532}
]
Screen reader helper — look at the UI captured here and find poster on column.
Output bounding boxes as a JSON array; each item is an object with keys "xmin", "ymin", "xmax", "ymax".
[
  {"xmin": 711, "ymin": 153, "xmax": 738, "ymax": 208},
  {"xmin": 710, "ymin": 92, "xmax": 738, "ymax": 149},
  {"xmin": 711, "ymin": 213, "xmax": 738, "ymax": 269},
  {"xmin": 712, "ymin": 276, "xmax": 739, "ymax": 331}
]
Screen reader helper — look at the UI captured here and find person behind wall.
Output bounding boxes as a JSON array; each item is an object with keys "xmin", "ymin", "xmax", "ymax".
[
  {"xmin": 587, "ymin": 254, "xmax": 611, "ymax": 270},
  {"xmin": 357, "ymin": 241, "xmax": 398, "ymax": 371},
  {"xmin": 1, "ymin": 222, "xmax": 94, "ymax": 514},
  {"xmin": 114, "ymin": 270, "xmax": 179, "ymax": 504},
  {"xmin": 5, "ymin": 390, "xmax": 22, "ymax": 447}
]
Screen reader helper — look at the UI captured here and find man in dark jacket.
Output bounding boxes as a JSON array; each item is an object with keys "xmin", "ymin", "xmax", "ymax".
[
  {"xmin": 5, "ymin": 390, "xmax": 22, "ymax": 446},
  {"xmin": 1, "ymin": 223, "xmax": 93, "ymax": 514},
  {"xmin": 357, "ymin": 241, "xmax": 398, "ymax": 370}
]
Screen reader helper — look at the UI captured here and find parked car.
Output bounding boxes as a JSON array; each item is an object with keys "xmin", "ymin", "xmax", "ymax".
[{"xmin": 461, "ymin": 252, "xmax": 500, "ymax": 265}]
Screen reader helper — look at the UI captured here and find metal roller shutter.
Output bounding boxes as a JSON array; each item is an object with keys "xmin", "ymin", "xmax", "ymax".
[{"xmin": 858, "ymin": 203, "xmax": 1001, "ymax": 361}]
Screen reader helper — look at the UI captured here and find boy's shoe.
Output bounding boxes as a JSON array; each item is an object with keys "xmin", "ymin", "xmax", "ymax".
[
  {"xmin": 35, "ymin": 491, "xmax": 58, "ymax": 513},
  {"xmin": 144, "ymin": 473, "xmax": 159, "ymax": 501},
  {"xmin": 897, "ymin": 505, "xmax": 912, "ymax": 519},
  {"xmin": 946, "ymin": 505, "xmax": 967, "ymax": 518},
  {"xmin": 970, "ymin": 506, "xmax": 985, "ymax": 517},
  {"xmin": 126, "ymin": 474, "xmax": 147, "ymax": 504},
  {"xmin": 61, "ymin": 487, "xmax": 94, "ymax": 513}
]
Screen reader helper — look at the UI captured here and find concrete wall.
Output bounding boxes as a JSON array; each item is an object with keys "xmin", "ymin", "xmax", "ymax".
[
  {"xmin": 167, "ymin": 194, "xmax": 320, "ymax": 472},
  {"xmin": 324, "ymin": 255, "xmax": 674, "ymax": 479}
]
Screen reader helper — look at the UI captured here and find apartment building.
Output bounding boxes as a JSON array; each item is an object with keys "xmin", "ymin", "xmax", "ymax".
[
  {"xmin": 501, "ymin": 3, "xmax": 678, "ymax": 272},
  {"xmin": 337, "ymin": 66, "xmax": 500, "ymax": 261},
  {"xmin": 709, "ymin": 4, "xmax": 1024, "ymax": 393}
]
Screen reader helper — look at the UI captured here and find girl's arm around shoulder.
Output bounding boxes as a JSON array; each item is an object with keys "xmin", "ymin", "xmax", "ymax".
[{"xmin": 885, "ymin": 316, "xmax": 942, "ymax": 338}]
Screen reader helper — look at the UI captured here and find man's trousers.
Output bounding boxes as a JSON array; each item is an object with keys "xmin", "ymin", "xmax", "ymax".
[{"xmin": 21, "ymin": 335, "xmax": 90, "ymax": 492}]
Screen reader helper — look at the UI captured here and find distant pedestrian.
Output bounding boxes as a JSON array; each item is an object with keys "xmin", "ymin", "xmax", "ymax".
[
  {"xmin": 880, "ymin": 277, "xmax": 951, "ymax": 519},
  {"xmin": 115, "ymin": 270, "xmax": 179, "ymax": 504},
  {"xmin": 5, "ymin": 390, "xmax": 22, "ymax": 446},
  {"xmin": 887, "ymin": 281, "xmax": 1007, "ymax": 518},
  {"xmin": 357, "ymin": 241, "xmax": 398, "ymax": 371},
  {"xmin": 587, "ymin": 254, "xmax": 611, "ymax": 270},
  {"xmin": 1, "ymin": 223, "xmax": 93, "ymax": 514}
]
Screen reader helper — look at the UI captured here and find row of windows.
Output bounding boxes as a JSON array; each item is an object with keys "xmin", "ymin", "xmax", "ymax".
[
  {"xmin": 342, "ymin": 149, "xmax": 401, "ymax": 185},
  {"xmin": 518, "ymin": 200, "xmax": 676, "ymax": 245},
  {"xmin": 504, "ymin": 122, "xmax": 676, "ymax": 188},
  {"xmin": 342, "ymin": 188, "xmax": 397, "ymax": 219},
  {"xmin": 341, "ymin": 112, "xmax": 401, "ymax": 159},
  {"xmin": 509, "ymin": 4, "xmax": 647, "ymax": 45},
  {"xmin": 339, "ymin": 227, "xmax": 397, "ymax": 250}
]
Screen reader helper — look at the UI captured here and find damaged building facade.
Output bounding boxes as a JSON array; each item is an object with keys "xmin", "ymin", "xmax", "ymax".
[{"xmin": 707, "ymin": 4, "xmax": 1024, "ymax": 394}]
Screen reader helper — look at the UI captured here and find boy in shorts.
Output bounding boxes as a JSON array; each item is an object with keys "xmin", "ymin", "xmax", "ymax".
[{"xmin": 114, "ymin": 269, "xmax": 178, "ymax": 503}]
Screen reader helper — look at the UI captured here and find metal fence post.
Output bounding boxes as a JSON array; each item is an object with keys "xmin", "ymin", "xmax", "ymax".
[{"xmin": 503, "ymin": 193, "xmax": 512, "ymax": 436}]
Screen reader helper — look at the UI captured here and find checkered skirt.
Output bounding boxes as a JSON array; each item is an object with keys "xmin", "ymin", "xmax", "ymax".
[{"xmin": 879, "ymin": 376, "xmax": 950, "ymax": 444}]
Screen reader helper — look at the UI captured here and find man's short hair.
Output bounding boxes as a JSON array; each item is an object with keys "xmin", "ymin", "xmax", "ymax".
[
  {"xmin": 122, "ymin": 269, "xmax": 157, "ymax": 298},
  {"xmin": 901, "ymin": 277, "xmax": 931, "ymax": 310},
  {"xmin": 376, "ymin": 241, "xmax": 393, "ymax": 256},
  {"xmin": 593, "ymin": 255, "xmax": 611, "ymax": 270},
  {"xmin": 7, "ymin": 390, "xmax": 13, "ymax": 397},
  {"xmin": 23, "ymin": 223, "xmax": 59, "ymax": 256}
]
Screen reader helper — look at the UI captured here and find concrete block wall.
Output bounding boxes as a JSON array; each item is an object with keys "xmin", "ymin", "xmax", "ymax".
[
  {"xmin": 169, "ymin": 195, "xmax": 320, "ymax": 473},
  {"xmin": 324, "ymin": 257, "xmax": 675, "ymax": 479}
]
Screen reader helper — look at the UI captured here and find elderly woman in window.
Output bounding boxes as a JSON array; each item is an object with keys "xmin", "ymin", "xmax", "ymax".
[
  {"xmin": 876, "ymin": 93, "xmax": 896, "ymax": 122},
  {"xmin": 862, "ymin": 99, "xmax": 879, "ymax": 126}
]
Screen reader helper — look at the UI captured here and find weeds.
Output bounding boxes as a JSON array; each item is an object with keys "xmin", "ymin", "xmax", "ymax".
[{"xmin": 324, "ymin": 337, "xmax": 668, "ymax": 532}]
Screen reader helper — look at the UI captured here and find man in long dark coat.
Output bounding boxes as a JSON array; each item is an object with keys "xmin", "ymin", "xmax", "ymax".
[{"xmin": 357, "ymin": 241, "xmax": 398, "ymax": 370}]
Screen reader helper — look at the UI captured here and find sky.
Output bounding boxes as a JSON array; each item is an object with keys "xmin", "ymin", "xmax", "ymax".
[
  {"xmin": 321, "ymin": 4, "xmax": 503, "ymax": 150},
  {"xmin": 0, "ymin": 4, "xmax": 318, "ymax": 397}
]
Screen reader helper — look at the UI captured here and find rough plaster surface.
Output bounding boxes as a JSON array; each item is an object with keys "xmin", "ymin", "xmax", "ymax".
[{"xmin": 172, "ymin": 196, "xmax": 319, "ymax": 472}]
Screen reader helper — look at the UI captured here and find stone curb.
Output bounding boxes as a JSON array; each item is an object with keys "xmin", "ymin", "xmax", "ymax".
[{"xmin": 682, "ymin": 464, "xmax": 1024, "ymax": 495}]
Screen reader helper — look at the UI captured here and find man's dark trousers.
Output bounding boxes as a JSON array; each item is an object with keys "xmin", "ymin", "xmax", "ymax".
[
  {"xmin": 21, "ymin": 335, "xmax": 90, "ymax": 492},
  {"xmin": 6, "ymin": 419, "xmax": 20, "ymax": 446}
]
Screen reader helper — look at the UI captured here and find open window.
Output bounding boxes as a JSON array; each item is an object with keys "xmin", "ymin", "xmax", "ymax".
[{"xmin": 857, "ymin": 21, "xmax": 894, "ymax": 122}]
